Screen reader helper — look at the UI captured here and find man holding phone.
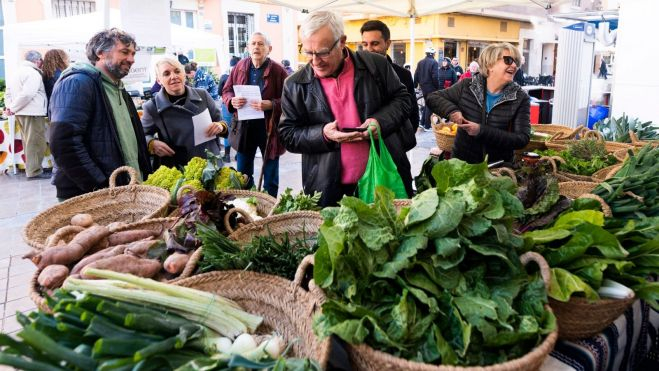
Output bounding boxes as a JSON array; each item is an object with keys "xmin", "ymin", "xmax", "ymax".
[{"xmin": 279, "ymin": 11, "xmax": 413, "ymax": 206}]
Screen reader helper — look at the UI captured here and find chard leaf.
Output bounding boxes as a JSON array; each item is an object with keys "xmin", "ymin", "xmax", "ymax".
[
  {"xmin": 548, "ymin": 267, "xmax": 599, "ymax": 302},
  {"xmin": 358, "ymin": 226, "xmax": 395, "ymax": 251},
  {"xmin": 553, "ymin": 210, "xmax": 604, "ymax": 229},
  {"xmin": 417, "ymin": 261, "xmax": 461, "ymax": 290},
  {"xmin": 387, "ymin": 290, "xmax": 412, "ymax": 341},
  {"xmin": 313, "ymin": 239, "xmax": 333, "ymax": 288},
  {"xmin": 404, "ymin": 269, "xmax": 442, "ymax": 297},
  {"xmin": 432, "ymin": 243, "xmax": 465, "ymax": 269},
  {"xmin": 499, "ymin": 190, "xmax": 525, "ymax": 218},
  {"xmin": 458, "ymin": 215, "xmax": 491, "ymax": 237},
  {"xmin": 446, "ymin": 305, "xmax": 472, "ymax": 358},
  {"xmin": 433, "ymin": 237, "xmax": 461, "ymax": 257},
  {"xmin": 484, "ymin": 316, "xmax": 539, "ymax": 347},
  {"xmin": 523, "ymin": 228, "xmax": 571, "ymax": 244},
  {"xmin": 467, "ymin": 243, "xmax": 512, "ymax": 266},
  {"xmin": 405, "ymin": 189, "xmax": 439, "ymax": 226},
  {"xmin": 334, "ymin": 207, "xmax": 359, "ymax": 233},
  {"xmin": 374, "ymin": 235, "xmax": 428, "ymax": 278},
  {"xmin": 544, "ymin": 233, "xmax": 592, "ymax": 266},
  {"xmin": 481, "ymin": 190, "xmax": 505, "ymax": 219},
  {"xmin": 631, "ymin": 254, "xmax": 659, "ymax": 267},
  {"xmin": 328, "ymin": 318, "xmax": 370, "ymax": 344},
  {"xmin": 576, "ymin": 223, "xmax": 628, "ymax": 259},
  {"xmin": 420, "ymin": 325, "xmax": 458, "ymax": 365},
  {"xmin": 453, "ymin": 296, "xmax": 498, "ymax": 324}
]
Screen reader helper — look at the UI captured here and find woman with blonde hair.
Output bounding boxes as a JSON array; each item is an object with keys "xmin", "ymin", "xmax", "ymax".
[
  {"xmin": 427, "ymin": 42, "xmax": 530, "ymax": 164},
  {"xmin": 42, "ymin": 49, "xmax": 70, "ymax": 102},
  {"xmin": 141, "ymin": 56, "xmax": 228, "ymax": 168}
]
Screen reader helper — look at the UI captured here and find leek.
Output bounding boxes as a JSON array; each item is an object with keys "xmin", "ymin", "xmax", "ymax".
[{"xmin": 63, "ymin": 270, "xmax": 262, "ymax": 338}]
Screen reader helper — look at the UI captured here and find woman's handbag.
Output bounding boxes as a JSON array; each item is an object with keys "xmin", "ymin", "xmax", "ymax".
[{"xmin": 358, "ymin": 127, "xmax": 408, "ymax": 203}]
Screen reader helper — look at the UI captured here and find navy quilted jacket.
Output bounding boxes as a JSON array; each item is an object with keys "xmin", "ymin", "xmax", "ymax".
[{"xmin": 49, "ymin": 63, "xmax": 151, "ymax": 199}]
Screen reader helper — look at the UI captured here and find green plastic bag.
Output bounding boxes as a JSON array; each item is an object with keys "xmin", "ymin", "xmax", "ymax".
[{"xmin": 358, "ymin": 127, "xmax": 407, "ymax": 203}]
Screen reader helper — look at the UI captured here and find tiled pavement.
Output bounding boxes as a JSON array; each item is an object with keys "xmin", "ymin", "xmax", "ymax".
[{"xmin": 0, "ymin": 130, "xmax": 437, "ymax": 335}]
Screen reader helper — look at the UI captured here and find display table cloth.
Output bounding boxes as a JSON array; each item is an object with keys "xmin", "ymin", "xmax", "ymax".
[
  {"xmin": 543, "ymin": 300, "xmax": 658, "ymax": 371},
  {"xmin": 0, "ymin": 117, "xmax": 54, "ymax": 173}
]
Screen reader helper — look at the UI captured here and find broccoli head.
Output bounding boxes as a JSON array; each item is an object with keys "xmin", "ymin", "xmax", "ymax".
[
  {"xmin": 214, "ymin": 167, "xmax": 247, "ymax": 190},
  {"xmin": 183, "ymin": 157, "xmax": 206, "ymax": 181},
  {"xmin": 144, "ymin": 165, "xmax": 183, "ymax": 190}
]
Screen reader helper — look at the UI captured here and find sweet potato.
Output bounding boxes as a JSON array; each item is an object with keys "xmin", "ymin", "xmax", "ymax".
[
  {"xmin": 163, "ymin": 253, "xmax": 190, "ymax": 275},
  {"xmin": 70, "ymin": 214, "xmax": 94, "ymax": 228},
  {"xmin": 70, "ymin": 244, "xmax": 129, "ymax": 275},
  {"xmin": 30, "ymin": 225, "xmax": 111, "ymax": 269},
  {"xmin": 86, "ymin": 237, "xmax": 110, "ymax": 255},
  {"xmin": 81, "ymin": 255, "xmax": 162, "ymax": 279},
  {"xmin": 123, "ymin": 239, "xmax": 158, "ymax": 258},
  {"xmin": 45, "ymin": 225, "xmax": 85, "ymax": 248},
  {"xmin": 38, "ymin": 265, "xmax": 69, "ymax": 289},
  {"xmin": 107, "ymin": 229, "xmax": 160, "ymax": 246}
]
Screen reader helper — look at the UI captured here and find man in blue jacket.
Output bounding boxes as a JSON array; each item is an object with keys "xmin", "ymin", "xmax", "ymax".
[
  {"xmin": 414, "ymin": 47, "xmax": 440, "ymax": 130},
  {"xmin": 49, "ymin": 28, "xmax": 151, "ymax": 200}
]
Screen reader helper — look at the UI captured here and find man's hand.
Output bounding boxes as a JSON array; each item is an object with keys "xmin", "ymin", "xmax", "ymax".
[
  {"xmin": 231, "ymin": 96, "xmax": 247, "ymax": 109},
  {"xmin": 358, "ymin": 118, "xmax": 379, "ymax": 140},
  {"xmin": 3, "ymin": 108, "xmax": 14, "ymax": 116},
  {"xmin": 151, "ymin": 140, "xmax": 176, "ymax": 157},
  {"xmin": 249, "ymin": 100, "xmax": 273, "ymax": 111},
  {"xmin": 323, "ymin": 121, "xmax": 362, "ymax": 143},
  {"xmin": 449, "ymin": 111, "xmax": 464, "ymax": 125},
  {"xmin": 206, "ymin": 122, "xmax": 227, "ymax": 136},
  {"xmin": 457, "ymin": 119, "xmax": 481, "ymax": 136}
]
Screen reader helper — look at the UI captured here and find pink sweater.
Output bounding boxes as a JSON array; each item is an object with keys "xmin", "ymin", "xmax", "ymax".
[{"xmin": 319, "ymin": 55, "xmax": 369, "ymax": 184}]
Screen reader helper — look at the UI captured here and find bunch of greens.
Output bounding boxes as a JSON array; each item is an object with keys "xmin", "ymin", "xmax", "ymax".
[
  {"xmin": 514, "ymin": 162, "xmax": 572, "ymax": 233},
  {"xmin": 536, "ymin": 142, "xmax": 617, "ymax": 176},
  {"xmin": 272, "ymin": 188, "xmax": 322, "ymax": 215},
  {"xmin": 0, "ymin": 271, "xmax": 320, "ymax": 371},
  {"xmin": 521, "ymin": 208, "xmax": 659, "ymax": 309},
  {"xmin": 592, "ymin": 144, "xmax": 659, "ymax": 219},
  {"xmin": 197, "ymin": 223, "xmax": 317, "ymax": 280},
  {"xmin": 413, "ymin": 154, "xmax": 443, "ymax": 193},
  {"xmin": 594, "ymin": 113, "xmax": 658, "ymax": 142},
  {"xmin": 313, "ymin": 160, "xmax": 555, "ymax": 367}
]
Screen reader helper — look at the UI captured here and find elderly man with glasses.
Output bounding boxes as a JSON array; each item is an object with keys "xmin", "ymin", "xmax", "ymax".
[
  {"xmin": 221, "ymin": 31, "xmax": 288, "ymax": 197},
  {"xmin": 279, "ymin": 11, "xmax": 414, "ymax": 207}
]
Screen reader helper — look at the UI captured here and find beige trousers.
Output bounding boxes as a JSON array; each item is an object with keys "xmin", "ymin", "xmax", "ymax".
[{"xmin": 15, "ymin": 115, "xmax": 48, "ymax": 177}]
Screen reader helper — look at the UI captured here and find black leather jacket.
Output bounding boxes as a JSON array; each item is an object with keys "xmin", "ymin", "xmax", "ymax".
[
  {"xmin": 279, "ymin": 49, "xmax": 413, "ymax": 206},
  {"xmin": 426, "ymin": 75, "xmax": 530, "ymax": 164}
]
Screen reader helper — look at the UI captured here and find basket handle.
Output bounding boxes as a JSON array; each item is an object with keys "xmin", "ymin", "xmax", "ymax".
[
  {"xmin": 538, "ymin": 156, "xmax": 559, "ymax": 174},
  {"xmin": 582, "ymin": 130, "xmax": 604, "ymax": 142},
  {"xmin": 176, "ymin": 185, "xmax": 198, "ymax": 201},
  {"xmin": 577, "ymin": 193, "xmax": 612, "ymax": 218},
  {"xmin": 490, "ymin": 167, "xmax": 517, "ymax": 185},
  {"xmin": 520, "ymin": 251, "xmax": 551, "ymax": 291},
  {"xmin": 628, "ymin": 130, "xmax": 641, "ymax": 144},
  {"xmin": 109, "ymin": 166, "xmax": 139, "ymax": 188},
  {"xmin": 293, "ymin": 254, "xmax": 326, "ymax": 299},
  {"xmin": 566, "ymin": 125, "xmax": 587, "ymax": 139},
  {"xmin": 223, "ymin": 207, "xmax": 254, "ymax": 235}
]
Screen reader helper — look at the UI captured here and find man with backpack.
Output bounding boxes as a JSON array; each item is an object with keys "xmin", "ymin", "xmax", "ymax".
[{"xmin": 279, "ymin": 11, "xmax": 413, "ymax": 206}]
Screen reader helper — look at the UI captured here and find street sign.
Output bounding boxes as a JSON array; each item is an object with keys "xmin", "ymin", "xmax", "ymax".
[{"xmin": 267, "ymin": 14, "xmax": 280, "ymax": 23}]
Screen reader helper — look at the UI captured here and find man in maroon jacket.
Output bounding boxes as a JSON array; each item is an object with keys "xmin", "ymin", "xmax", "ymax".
[{"xmin": 221, "ymin": 32, "xmax": 287, "ymax": 197}]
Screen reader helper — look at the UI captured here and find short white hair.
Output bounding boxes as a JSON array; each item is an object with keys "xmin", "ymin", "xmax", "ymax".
[
  {"xmin": 300, "ymin": 11, "xmax": 344, "ymax": 40},
  {"xmin": 154, "ymin": 56, "xmax": 184, "ymax": 76},
  {"xmin": 249, "ymin": 32, "xmax": 271, "ymax": 47}
]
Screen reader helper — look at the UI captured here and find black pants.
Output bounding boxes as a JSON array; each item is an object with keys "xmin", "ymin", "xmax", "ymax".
[{"xmin": 422, "ymin": 98, "xmax": 432, "ymax": 129}]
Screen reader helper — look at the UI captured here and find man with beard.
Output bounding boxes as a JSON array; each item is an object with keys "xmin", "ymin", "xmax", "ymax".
[{"xmin": 49, "ymin": 28, "xmax": 151, "ymax": 200}]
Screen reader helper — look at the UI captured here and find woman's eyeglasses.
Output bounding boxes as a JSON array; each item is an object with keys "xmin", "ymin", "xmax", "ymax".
[
  {"xmin": 301, "ymin": 38, "xmax": 340, "ymax": 60},
  {"xmin": 502, "ymin": 56, "xmax": 518, "ymax": 66}
]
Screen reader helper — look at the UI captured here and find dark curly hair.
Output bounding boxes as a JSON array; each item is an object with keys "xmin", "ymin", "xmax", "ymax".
[
  {"xmin": 86, "ymin": 28, "xmax": 136, "ymax": 64},
  {"xmin": 42, "ymin": 49, "xmax": 69, "ymax": 80}
]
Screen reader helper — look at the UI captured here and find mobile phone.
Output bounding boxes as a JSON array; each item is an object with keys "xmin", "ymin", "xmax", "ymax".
[{"xmin": 340, "ymin": 127, "xmax": 367, "ymax": 133}]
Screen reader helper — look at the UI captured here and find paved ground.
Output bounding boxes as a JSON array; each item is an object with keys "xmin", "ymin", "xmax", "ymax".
[{"xmin": 0, "ymin": 130, "xmax": 437, "ymax": 335}]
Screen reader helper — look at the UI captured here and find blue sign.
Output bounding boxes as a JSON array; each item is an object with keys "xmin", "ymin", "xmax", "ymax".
[{"xmin": 267, "ymin": 14, "xmax": 279, "ymax": 23}]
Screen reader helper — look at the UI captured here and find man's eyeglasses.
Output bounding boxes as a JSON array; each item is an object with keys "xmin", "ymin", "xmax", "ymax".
[
  {"xmin": 502, "ymin": 56, "xmax": 518, "ymax": 66},
  {"xmin": 301, "ymin": 38, "xmax": 340, "ymax": 60}
]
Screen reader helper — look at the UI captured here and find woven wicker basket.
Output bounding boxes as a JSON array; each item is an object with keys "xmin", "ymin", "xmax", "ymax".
[
  {"xmin": 629, "ymin": 131, "xmax": 659, "ymax": 149},
  {"xmin": 583, "ymin": 131, "xmax": 634, "ymax": 153},
  {"xmin": 558, "ymin": 181, "xmax": 598, "ymax": 199},
  {"xmin": 181, "ymin": 211, "xmax": 324, "ymax": 279},
  {"xmin": 550, "ymin": 294, "xmax": 635, "ymax": 340},
  {"xmin": 533, "ymin": 124, "xmax": 574, "ymax": 138},
  {"xmin": 174, "ymin": 269, "xmax": 331, "ymax": 367},
  {"xmin": 23, "ymin": 166, "xmax": 170, "ymax": 251},
  {"xmin": 344, "ymin": 252, "xmax": 557, "ymax": 371},
  {"xmin": 431, "ymin": 122, "xmax": 456, "ymax": 152},
  {"xmin": 29, "ymin": 217, "xmax": 179, "ymax": 312},
  {"xmin": 591, "ymin": 163, "xmax": 622, "ymax": 182}
]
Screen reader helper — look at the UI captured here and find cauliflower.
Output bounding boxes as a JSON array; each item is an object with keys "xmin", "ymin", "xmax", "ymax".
[
  {"xmin": 144, "ymin": 165, "xmax": 183, "ymax": 190},
  {"xmin": 183, "ymin": 157, "xmax": 206, "ymax": 181},
  {"xmin": 214, "ymin": 167, "xmax": 247, "ymax": 190}
]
